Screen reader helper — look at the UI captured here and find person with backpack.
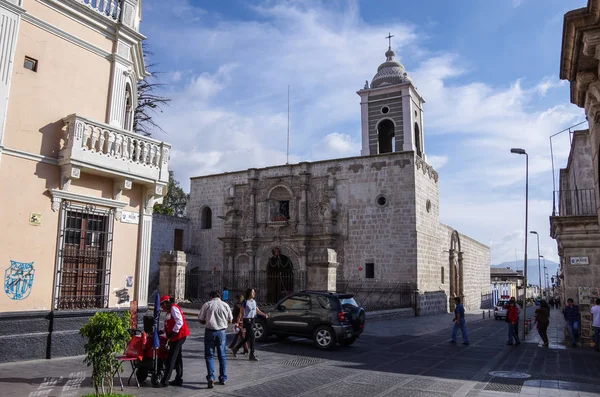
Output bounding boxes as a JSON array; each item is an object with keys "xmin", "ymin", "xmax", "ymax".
[{"xmin": 231, "ymin": 288, "xmax": 269, "ymax": 361}]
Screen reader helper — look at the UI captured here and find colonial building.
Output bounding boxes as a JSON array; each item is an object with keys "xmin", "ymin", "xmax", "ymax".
[
  {"xmin": 551, "ymin": 0, "xmax": 600, "ymax": 346},
  {"xmin": 490, "ymin": 267, "xmax": 524, "ymax": 307},
  {"xmin": 0, "ymin": 0, "xmax": 169, "ymax": 362},
  {"xmin": 187, "ymin": 44, "xmax": 490, "ymax": 314}
]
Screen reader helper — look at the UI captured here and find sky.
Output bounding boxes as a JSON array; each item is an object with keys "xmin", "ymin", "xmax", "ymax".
[{"xmin": 140, "ymin": 0, "xmax": 588, "ymax": 266}]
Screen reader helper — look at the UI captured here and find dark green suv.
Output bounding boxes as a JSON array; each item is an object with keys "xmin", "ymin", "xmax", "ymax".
[{"xmin": 254, "ymin": 290, "xmax": 366, "ymax": 349}]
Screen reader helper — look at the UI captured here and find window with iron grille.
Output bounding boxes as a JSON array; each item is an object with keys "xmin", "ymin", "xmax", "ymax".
[{"xmin": 55, "ymin": 202, "xmax": 114, "ymax": 310}]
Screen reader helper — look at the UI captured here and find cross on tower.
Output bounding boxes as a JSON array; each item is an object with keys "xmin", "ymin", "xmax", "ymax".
[{"xmin": 386, "ymin": 32, "xmax": 394, "ymax": 49}]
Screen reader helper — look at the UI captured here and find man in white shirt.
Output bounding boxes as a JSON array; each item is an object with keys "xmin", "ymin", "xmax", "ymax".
[
  {"xmin": 198, "ymin": 290, "xmax": 233, "ymax": 389},
  {"xmin": 591, "ymin": 298, "xmax": 600, "ymax": 352}
]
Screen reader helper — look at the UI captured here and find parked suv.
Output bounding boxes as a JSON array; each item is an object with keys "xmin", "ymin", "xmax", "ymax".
[{"xmin": 254, "ymin": 290, "xmax": 366, "ymax": 349}]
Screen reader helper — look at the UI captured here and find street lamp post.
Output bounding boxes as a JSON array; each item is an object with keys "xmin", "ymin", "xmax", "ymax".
[
  {"xmin": 530, "ymin": 231, "xmax": 542, "ymax": 301},
  {"xmin": 540, "ymin": 255, "xmax": 547, "ymax": 300},
  {"xmin": 511, "ymin": 148, "xmax": 528, "ymax": 340}
]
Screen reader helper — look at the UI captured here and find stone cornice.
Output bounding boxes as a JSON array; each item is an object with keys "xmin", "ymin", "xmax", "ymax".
[
  {"xmin": 48, "ymin": 188, "xmax": 127, "ymax": 212},
  {"xmin": 550, "ymin": 214, "xmax": 599, "ymax": 238},
  {"xmin": 0, "ymin": 0, "xmax": 26, "ymax": 15}
]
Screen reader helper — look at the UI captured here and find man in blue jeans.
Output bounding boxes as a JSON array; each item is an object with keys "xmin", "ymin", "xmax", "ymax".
[
  {"xmin": 198, "ymin": 290, "xmax": 233, "ymax": 388},
  {"xmin": 563, "ymin": 298, "xmax": 580, "ymax": 347},
  {"xmin": 450, "ymin": 297, "xmax": 469, "ymax": 345}
]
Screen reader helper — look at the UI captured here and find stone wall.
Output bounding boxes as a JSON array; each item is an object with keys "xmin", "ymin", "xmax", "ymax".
[
  {"xmin": 440, "ymin": 224, "xmax": 490, "ymax": 311},
  {"xmin": 149, "ymin": 214, "xmax": 190, "ymax": 300},
  {"xmin": 418, "ymin": 291, "xmax": 447, "ymax": 316}
]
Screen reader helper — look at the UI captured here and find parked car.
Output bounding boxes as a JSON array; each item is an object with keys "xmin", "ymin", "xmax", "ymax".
[{"xmin": 253, "ymin": 290, "xmax": 366, "ymax": 349}]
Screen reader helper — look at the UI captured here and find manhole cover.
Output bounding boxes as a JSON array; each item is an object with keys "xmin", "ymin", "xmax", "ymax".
[
  {"xmin": 484, "ymin": 377, "xmax": 526, "ymax": 394},
  {"xmin": 488, "ymin": 371, "xmax": 531, "ymax": 379},
  {"xmin": 278, "ymin": 357, "xmax": 321, "ymax": 366}
]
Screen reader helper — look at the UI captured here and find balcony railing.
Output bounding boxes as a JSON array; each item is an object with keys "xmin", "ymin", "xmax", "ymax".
[
  {"xmin": 59, "ymin": 114, "xmax": 169, "ymax": 185},
  {"xmin": 554, "ymin": 188, "xmax": 597, "ymax": 216},
  {"xmin": 78, "ymin": 0, "xmax": 122, "ymax": 22}
]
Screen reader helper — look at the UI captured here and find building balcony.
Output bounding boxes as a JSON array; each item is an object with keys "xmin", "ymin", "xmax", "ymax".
[
  {"xmin": 58, "ymin": 114, "xmax": 170, "ymax": 190},
  {"xmin": 552, "ymin": 188, "xmax": 597, "ymax": 217}
]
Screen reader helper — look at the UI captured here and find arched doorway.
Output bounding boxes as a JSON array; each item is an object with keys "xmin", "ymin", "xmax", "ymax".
[
  {"xmin": 377, "ymin": 119, "xmax": 395, "ymax": 154},
  {"xmin": 449, "ymin": 230, "xmax": 464, "ymax": 310},
  {"xmin": 266, "ymin": 247, "xmax": 294, "ymax": 303}
]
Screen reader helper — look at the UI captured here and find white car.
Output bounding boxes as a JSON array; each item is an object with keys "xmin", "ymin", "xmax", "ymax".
[{"xmin": 494, "ymin": 300, "xmax": 522, "ymax": 320}]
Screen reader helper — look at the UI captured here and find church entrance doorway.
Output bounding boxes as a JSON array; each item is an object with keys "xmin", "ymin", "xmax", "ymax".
[
  {"xmin": 449, "ymin": 231, "xmax": 464, "ymax": 311},
  {"xmin": 266, "ymin": 247, "xmax": 294, "ymax": 303}
]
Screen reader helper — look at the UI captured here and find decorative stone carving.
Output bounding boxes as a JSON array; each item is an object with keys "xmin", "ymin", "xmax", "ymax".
[
  {"xmin": 60, "ymin": 166, "xmax": 80, "ymax": 191},
  {"xmin": 51, "ymin": 197, "xmax": 62, "ymax": 212},
  {"xmin": 582, "ymin": 30, "xmax": 600, "ymax": 59},
  {"xmin": 371, "ymin": 161, "xmax": 387, "ymax": 170},
  {"xmin": 394, "ymin": 159, "xmax": 411, "ymax": 169},
  {"xmin": 326, "ymin": 166, "xmax": 341, "ymax": 175},
  {"xmin": 348, "ymin": 164, "xmax": 363, "ymax": 173}
]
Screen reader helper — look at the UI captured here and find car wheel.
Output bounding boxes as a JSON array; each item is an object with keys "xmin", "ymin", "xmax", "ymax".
[
  {"xmin": 136, "ymin": 368, "xmax": 148, "ymax": 383},
  {"xmin": 339, "ymin": 337, "xmax": 356, "ymax": 346},
  {"xmin": 254, "ymin": 318, "xmax": 268, "ymax": 341},
  {"xmin": 313, "ymin": 325, "xmax": 336, "ymax": 350}
]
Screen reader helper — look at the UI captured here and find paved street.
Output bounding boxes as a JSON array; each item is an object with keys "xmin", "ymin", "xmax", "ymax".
[{"xmin": 2, "ymin": 308, "xmax": 600, "ymax": 397}]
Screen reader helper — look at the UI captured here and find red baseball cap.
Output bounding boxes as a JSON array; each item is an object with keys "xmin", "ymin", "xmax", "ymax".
[{"xmin": 160, "ymin": 295, "xmax": 170, "ymax": 304}]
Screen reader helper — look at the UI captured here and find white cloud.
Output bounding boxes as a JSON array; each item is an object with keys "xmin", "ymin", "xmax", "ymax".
[
  {"xmin": 145, "ymin": 0, "xmax": 584, "ymax": 265},
  {"xmin": 428, "ymin": 155, "xmax": 448, "ymax": 170},
  {"xmin": 535, "ymin": 77, "xmax": 567, "ymax": 96}
]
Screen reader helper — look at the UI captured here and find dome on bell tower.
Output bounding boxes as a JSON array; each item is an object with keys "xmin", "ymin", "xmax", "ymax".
[{"xmin": 370, "ymin": 47, "xmax": 411, "ymax": 89}]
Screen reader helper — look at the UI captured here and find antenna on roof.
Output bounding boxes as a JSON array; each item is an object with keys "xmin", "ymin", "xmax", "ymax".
[{"xmin": 286, "ymin": 85, "xmax": 290, "ymax": 165}]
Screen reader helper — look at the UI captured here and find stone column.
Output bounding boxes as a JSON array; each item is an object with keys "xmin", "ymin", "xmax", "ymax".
[
  {"xmin": 307, "ymin": 248, "xmax": 338, "ymax": 292},
  {"xmin": 159, "ymin": 251, "xmax": 187, "ymax": 302}
]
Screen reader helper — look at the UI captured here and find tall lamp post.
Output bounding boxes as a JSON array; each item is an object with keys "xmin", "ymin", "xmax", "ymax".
[
  {"xmin": 540, "ymin": 255, "xmax": 547, "ymax": 300},
  {"xmin": 511, "ymin": 148, "xmax": 528, "ymax": 340},
  {"xmin": 530, "ymin": 231, "xmax": 542, "ymax": 301}
]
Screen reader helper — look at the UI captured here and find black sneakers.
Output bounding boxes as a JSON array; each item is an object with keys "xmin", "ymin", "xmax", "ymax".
[
  {"xmin": 207, "ymin": 380, "xmax": 214, "ymax": 389},
  {"xmin": 249, "ymin": 355, "xmax": 259, "ymax": 361}
]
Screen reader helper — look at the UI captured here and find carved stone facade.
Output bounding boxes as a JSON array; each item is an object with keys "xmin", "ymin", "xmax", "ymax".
[{"xmin": 186, "ymin": 44, "xmax": 490, "ymax": 314}]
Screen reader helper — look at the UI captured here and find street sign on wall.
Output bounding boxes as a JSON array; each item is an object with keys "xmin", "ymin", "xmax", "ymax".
[{"xmin": 570, "ymin": 257, "xmax": 589, "ymax": 265}]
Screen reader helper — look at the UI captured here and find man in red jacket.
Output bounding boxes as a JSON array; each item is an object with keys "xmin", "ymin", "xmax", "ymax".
[
  {"xmin": 160, "ymin": 295, "xmax": 190, "ymax": 387},
  {"xmin": 506, "ymin": 298, "xmax": 521, "ymax": 346}
]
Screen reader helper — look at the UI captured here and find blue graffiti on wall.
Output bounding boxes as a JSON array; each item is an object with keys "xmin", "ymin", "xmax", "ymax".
[{"xmin": 4, "ymin": 261, "xmax": 35, "ymax": 300}]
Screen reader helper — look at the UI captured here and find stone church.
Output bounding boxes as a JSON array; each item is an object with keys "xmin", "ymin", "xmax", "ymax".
[{"xmin": 185, "ymin": 44, "xmax": 490, "ymax": 313}]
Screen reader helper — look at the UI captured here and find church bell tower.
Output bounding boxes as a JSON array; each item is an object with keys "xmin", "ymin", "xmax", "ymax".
[{"xmin": 358, "ymin": 36, "xmax": 425, "ymax": 158}]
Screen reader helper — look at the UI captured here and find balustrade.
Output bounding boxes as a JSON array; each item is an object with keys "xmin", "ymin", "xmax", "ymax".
[
  {"xmin": 60, "ymin": 114, "xmax": 170, "ymax": 185},
  {"xmin": 77, "ymin": 0, "xmax": 121, "ymax": 21}
]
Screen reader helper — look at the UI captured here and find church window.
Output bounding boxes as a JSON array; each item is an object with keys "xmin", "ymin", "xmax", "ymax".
[
  {"xmin": 441, "ymin": 266, "xmax": 445, "ymax": 284},
  {"xmin": 414, "ymin": 122, "xmax": 422, "ymax": 157},
  {"xmin": 174, "ymin": 229, "xmax": 183, "ymax": 251},
  {"xmin": 376, "ymin": 194, "xmax": 388, "ymax": 207},
  {"xmin": 426, "ymin": 199, "xmax": 431, "ymax": 213},
  {"xmin": 377, "ymin": 119, "xmax": 395, "ymax": 154},
  {"xmin": 201, "ymin": 207, "xmax": 212, "ymax": 229},
  {"xmin": 269, "ymin": 186, "xmax": 292, "ymax": 221},
  {"xmin": 365, "ymin": 263, "xmax": 374, "ymax": 279},
  {"xmin": 381, "ymin": 106, "xmax": 390, "ymax": 114}
]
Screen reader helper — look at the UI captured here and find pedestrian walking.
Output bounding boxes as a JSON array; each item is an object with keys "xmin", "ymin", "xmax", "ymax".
[
  {"xmin": 506, "ymin": 298, "xmax": 520, "ymax": 346},
  {"xmin": 563, "ymin": 298, "xmax": 580, "ymax": 347},
  {"xmin": 228, "ymin": 294, "xmax": 248, "ymax": 354},
  {"xmin": 160, "ymin": 295, "xmax": 190, "ymax": 387},
  {"xmin": 535, "ymin": 300, "xmax": 550, "ymax": 347},
  {"xmin": 450, "ymin": 297, "xmax": 469, "ymax": 345},
  {"xmin": 232, "ymin": 288, "xmax": 269, "ymax": 361},
  {"xmin": 591, "ymin": 298, "xmax": 600, "ymax": 352},
  {"xmin": 222, "ymin": 287, "xmax": 229, "ymax": 302},
  {"xmin": 549, "ymin": 298, "xmax": 555, "ymax": 309},
  {"xmin": 198, "ymin": 290, "xmax": 233, "ymax": 389}
]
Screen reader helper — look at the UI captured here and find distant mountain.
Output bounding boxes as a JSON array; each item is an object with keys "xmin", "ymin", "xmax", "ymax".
[{"xmin": 491, "ymin": 259, "xmax": 559, "ymax": 288}]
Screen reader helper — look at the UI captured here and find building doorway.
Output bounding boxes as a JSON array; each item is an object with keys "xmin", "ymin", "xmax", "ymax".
[{"xmin": 266, "ymin": 247, "xmax": 294, "ymax": 303}]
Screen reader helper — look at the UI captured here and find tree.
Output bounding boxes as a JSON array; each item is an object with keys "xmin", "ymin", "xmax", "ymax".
[
  {"xmin": 79, "ymin": 311, "xmax": 130, "ymax": 396},
  {"xmin": 134, "ymin": 43, "xmax": 170, "ymax": 137},
  {"xmin": 153, "ymin": 171, "xmax": 189, "ymax": 217}
]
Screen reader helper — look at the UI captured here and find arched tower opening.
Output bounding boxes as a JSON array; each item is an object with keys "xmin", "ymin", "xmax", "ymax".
[
  {"xmin": 414, "ymin": 122, "xmax": 422, "ymax": 157},
  {"xmin": 377, "ymin": 119, "xmax": 395, "ymax": 154}
]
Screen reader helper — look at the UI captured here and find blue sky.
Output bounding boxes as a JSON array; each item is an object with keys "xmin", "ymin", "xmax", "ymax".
[{"xmin": 141, "ymin": 0, "xmax": 588, "ymax": 266}]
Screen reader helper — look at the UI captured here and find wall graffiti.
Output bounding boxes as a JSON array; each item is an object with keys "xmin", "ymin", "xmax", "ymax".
[
  {"xmin": 115, "ymin": 288, "xmax": 130, "ymax": 304},
  {"xmin": 4, "ymin": 260, "xmax": 35, "ymax": 300}
]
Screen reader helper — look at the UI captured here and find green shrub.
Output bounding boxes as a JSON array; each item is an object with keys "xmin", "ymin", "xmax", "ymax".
[{"xmin": 79, "ymin": 311, "xmax": 131, "ymax": 396}]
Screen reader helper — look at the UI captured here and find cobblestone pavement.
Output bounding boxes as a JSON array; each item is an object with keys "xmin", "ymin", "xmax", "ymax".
[{"xmin": 1, "ymin": 307, "xmax": 600, "ymax": 397}]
